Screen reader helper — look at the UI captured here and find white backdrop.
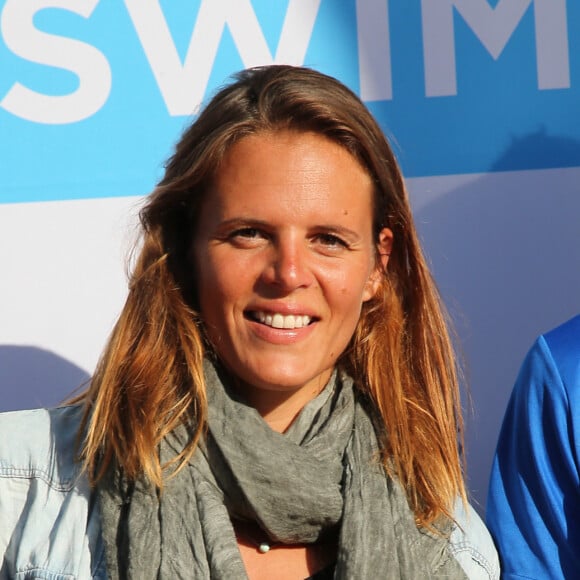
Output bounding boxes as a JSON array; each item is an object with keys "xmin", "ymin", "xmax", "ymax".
[{"xmin": 1, "ymin": 0, "xmax": 579, "ymax": 513}]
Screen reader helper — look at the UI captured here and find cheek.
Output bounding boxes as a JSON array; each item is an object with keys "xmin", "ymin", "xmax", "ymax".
[
  {"xmin": 197, "ymin": 255, "xmax": 250, "ymax": 323},
  {"xmin": 197, "ymin": 249, "xmax": 230, "ymax": 296},
  {"xmin": 196, "ymin": 270, "xmax": 235, "ymax": 349},
  {"xmin": 196, "ymin": 259, "xmax": 227, "ymax": 321},
  {"xmin": 328, "ymin": 260, "xmax": 375, "ymax": 302},
  {"xmin": 329, "ymin": 283, "xmax": 366, "ymax": 327}
]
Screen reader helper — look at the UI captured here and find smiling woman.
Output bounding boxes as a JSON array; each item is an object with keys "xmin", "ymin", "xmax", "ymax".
[
  {"xmin": 193, "ymin": 131, "xmax": 392, "ymax": 427},
  {"xmin": 0, "ymin": 65, "xmax": 499, "ymax": 579}
]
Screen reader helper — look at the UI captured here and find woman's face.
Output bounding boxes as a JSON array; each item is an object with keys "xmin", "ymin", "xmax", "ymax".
[{"xmin": 193, "ymin": 130, "xmax": 392, "ymax": 409}]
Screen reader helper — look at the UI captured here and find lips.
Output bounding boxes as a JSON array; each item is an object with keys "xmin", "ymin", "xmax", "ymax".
[{"xmin": 249, "ymin": 311, "xmax": 313, "ymax": 329}]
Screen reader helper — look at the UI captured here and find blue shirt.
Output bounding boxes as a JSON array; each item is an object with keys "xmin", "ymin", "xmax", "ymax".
[
  {"xmin": 1, "ymin": 405, "xmax": 499, "ymax": 579},
  {"xmin": 487, "ymin": 314, "xmax": 580, "ymax": 579}
]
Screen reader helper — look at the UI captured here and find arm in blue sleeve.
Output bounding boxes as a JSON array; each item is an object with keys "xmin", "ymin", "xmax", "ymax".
[{"xmin": 487, "ymin": 335, "xmax": 580, "ymax": 579}]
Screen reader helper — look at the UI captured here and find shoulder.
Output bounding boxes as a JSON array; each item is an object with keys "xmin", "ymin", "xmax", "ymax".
[
  {"xmin": 0, "ymin": 405, "xmax": 106, "ymax": 578},
  {"xmin": 0, "ymin": 404, "xmax": 84, "ymax": 487},
  {"xmin": 448, "ymin": 498, "xmax": 500, "ymax": 580},
  {"xmin": 486, "ymin": 316, "xmax": 580, "ymax": 578},
  {"xmin": 507, "ymin": 315, "xmax": 580, "ymax": 415},
  {"xmin": 543, "ymin": 313, "xmax": 580, "ymax": 351},
  {"xmin": 490, "ymin": 315, "xmax": 580, "ymax": 465},
  {"xmin": 540, "ymin": 314, "xmax": 580, "ymax": 393}
]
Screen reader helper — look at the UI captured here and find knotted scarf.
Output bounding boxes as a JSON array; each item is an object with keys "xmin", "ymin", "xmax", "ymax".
[{"xmin": 98, "ymin": 361, "xmax": 467, "ymax": 579}]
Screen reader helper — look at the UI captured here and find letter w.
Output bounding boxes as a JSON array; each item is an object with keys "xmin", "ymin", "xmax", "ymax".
[
  {"xmin": 124, "ymin": 0, "xmax": 321, "ymax": 116},
  {"xmin": 421, "ymin": 0, "xmax": 570, "ymax": 96}
]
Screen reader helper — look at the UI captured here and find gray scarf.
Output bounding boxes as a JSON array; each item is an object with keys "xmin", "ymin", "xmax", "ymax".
[{"xmin": 98, "ymin": 361, "xmax": 467, "ymax": 579}]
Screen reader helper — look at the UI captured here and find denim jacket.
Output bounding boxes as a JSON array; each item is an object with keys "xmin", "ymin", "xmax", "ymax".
[{"xmin": 0, "ymin": 406, "xmax": 499, "ymax": 579}]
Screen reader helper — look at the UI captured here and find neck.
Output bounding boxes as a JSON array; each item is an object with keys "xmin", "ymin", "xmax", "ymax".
[{"xmin": 236, "ymin": 373, "xmax": 333, "ymax": 433}]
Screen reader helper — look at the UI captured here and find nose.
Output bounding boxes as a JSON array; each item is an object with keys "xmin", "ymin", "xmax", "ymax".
[{"xmin": 261, "ymin": 235, "xmax": 314, "ymax": 292}]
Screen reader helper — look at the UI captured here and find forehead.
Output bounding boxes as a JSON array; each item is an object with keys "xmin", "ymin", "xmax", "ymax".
[{"xmin": 206, "ymin": 130, "xmax": 374, "ymax": 219}]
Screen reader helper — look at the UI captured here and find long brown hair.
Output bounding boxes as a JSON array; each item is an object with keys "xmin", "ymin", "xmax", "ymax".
[{"xmin": 79, "ymin": 65, "xmax": 465, "ymax": 526}]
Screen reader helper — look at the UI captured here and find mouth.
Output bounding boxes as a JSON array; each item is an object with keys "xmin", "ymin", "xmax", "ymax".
[{"xmin": 246, "ymin": 311, "xmax": 315, "ymax": 329}]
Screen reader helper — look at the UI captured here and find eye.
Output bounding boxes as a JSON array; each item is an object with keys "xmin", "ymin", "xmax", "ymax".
[
  {"xmin": 231, "ymin": 227, "xmax": 262, "ymax": 239},
  {"xmin": 227, "ymin": 227, "xmax": 268, "ymax": 247},
  {"xmin": 314, "ymin": 233, "xmax": 349, "ymax": 248}
]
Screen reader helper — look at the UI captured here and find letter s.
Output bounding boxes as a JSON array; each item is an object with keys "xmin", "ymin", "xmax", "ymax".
[{"xmin": 1, "ymin": 0, "xmax": 111, "ymax": 124}]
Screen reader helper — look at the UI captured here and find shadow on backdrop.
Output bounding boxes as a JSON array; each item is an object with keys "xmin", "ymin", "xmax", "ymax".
[
  {"xmin": 492, "ymin": 128, "xmax": 580, "ymax": 173},
  {"xmin": 0, "ymin": 345, "xmax": 90, "ymax": 412},
  {"xmin": 411, "ymin": 131, "xmax": 580, "ymax": 513}
]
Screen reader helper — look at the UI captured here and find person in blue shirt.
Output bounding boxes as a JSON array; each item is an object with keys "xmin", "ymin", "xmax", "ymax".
[{"xmin": 487, "ymin": 314, "xmax": 580, "ymax": 578}]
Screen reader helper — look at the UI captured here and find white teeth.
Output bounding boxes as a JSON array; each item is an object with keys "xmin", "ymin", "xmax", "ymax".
[{"xmin": 255, "ymin": 312, "xmax": 311, "ymax": 329}]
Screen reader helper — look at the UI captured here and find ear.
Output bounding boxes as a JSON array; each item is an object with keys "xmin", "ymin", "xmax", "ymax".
[{"xmin": 363, "ymin": 227, "xmax": 393, "ymax": 302}]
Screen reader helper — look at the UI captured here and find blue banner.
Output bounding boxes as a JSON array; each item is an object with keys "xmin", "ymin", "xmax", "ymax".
[{"xmin": 1, "ymin": 0, "xmax": 578, "ymax": 203}]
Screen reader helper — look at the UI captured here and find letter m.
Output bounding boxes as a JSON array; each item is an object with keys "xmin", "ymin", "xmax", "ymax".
[{"xmin": 421, "ymin": 0, "xmax": 570, "ymax": 96}]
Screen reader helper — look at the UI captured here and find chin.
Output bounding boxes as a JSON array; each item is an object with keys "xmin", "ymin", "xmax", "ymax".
[
  {"xmin": 242, "ymin": 362, "xmax": 333, "ymax": 394},
  {"xmin": 246, "ymin": 370, "xmax": 311, "ymax": 391}
]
